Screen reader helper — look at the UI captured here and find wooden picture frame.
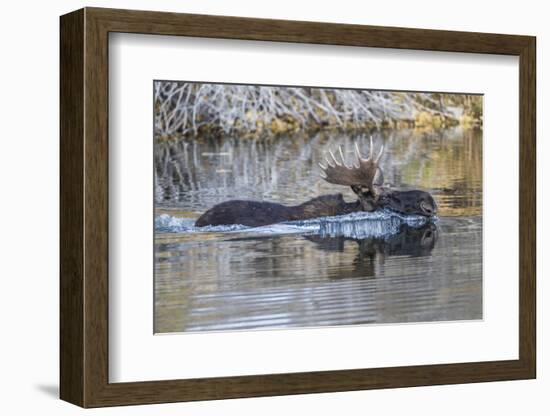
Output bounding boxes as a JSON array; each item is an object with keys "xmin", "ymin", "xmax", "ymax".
[{"xmin": 60, "ymin": 7, "xmax": 536, "ymax": 408}]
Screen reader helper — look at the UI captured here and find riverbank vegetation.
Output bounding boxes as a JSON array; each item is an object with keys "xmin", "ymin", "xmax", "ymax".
[{"xmin": 154, "ymin": 81, "xmax": 482, "ymax": 141}]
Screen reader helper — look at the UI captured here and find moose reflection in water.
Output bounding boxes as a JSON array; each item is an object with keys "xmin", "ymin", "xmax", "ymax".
[
  {"xmin": 196, "ymin": 137, "xmax": 437, "ymax": 227},
  {"xmin": 309, "ymin": 222, "xmax": 437, "ymax": 280},
  {"xmin": 311, "ymin": 222, "xmax": 438, "ymax": 261},
  {"xmin": 219, "ymin": 222, "xmax": 438, "ymax": 283}
]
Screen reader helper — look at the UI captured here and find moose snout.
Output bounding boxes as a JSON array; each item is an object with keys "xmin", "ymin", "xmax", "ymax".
[{"xmin": 419, "ymin": 199, "xmax": 437, "ymax": 217}]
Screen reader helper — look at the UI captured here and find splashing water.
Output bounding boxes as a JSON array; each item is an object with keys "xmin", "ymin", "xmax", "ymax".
[
  {"xmin": 155, "ymin": 210, "xmax": 434, "ymax": 239},
  {"xmin": 318, "ymin": 211, "xmax": 430, "ymax": 238}
]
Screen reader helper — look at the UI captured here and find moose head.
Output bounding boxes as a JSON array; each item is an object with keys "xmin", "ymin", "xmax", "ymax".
[{"xmin": 319, "ymin": 137, "xmax": 438, "ymax": 217}]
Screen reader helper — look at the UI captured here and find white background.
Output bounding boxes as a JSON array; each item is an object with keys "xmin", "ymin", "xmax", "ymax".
[
  {"xmin": 110, "ymin": 34, "xmax": 518, "ymax": 382},
  {"xmin": 0, "ymin": 0, "xmax": 546, "ymax": 415}
]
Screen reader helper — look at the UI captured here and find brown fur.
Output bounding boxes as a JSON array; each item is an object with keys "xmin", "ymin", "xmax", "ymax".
[{"xmin": 195, "ymin": 189, "xmax": 437, "ymax": 228}]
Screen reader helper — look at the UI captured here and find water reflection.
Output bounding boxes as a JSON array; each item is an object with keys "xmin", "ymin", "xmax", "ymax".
[
  {"xmin": 305, "ymin": 222, "xmax": 438, "ymax": 282},
  {"xmin": 155, "ymin": 217, "xmax": 480, "ymax": 333},
  {"xmin": 309, "ymin": 222, "xmax": 438, "ymax": 259}
]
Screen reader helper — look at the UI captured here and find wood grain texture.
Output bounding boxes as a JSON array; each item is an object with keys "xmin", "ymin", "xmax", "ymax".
[
  {"xmin": 59, "ymin": 8, "xmax": 84, "ymax": 406},
  {"xmin": 83, "ymin": 10, "xmax": 110, "ymax": 406},
  {"xmin": 89, "ymin": 7, "xmax": 532, "ymax": 54},
  {"xmin": 59, "ymin": 7, "xmax": 537, "ymax": 408},
  {"xmin": 518, "ymin": 38, "xmax": 536, "ymax": 375}
]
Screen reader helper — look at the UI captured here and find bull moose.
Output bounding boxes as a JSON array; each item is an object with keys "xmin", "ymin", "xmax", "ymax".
[{"xmin": 195, "ymin": 138, "xmax": 437, "ymax": 228}]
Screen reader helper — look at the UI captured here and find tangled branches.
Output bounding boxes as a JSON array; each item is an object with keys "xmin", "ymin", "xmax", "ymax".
[{"xmin": 154, "ymin": 82, "xmax": 480, "ymax": 139}]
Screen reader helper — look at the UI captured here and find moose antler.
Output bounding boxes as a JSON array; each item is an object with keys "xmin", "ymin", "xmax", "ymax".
[{"xmin": 319, "ymin": 136, "xmax": 384, "ymax": 198}]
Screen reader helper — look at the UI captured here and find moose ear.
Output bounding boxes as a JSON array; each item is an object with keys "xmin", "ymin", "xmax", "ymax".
[{"xmin": 374, "ymin": 167, "xmax": 384, "ymax": 187}]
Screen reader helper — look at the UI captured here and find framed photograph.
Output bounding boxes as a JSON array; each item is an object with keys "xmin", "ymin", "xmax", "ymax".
[{"xmin": 60, "ymin": 7, "xmax": 536, "ymax": 407}]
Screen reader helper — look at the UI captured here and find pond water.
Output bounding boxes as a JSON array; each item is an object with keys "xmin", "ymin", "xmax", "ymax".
[{"xmin": 154, "ymin": 128, "xmax": 482, "ymax": 333}]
